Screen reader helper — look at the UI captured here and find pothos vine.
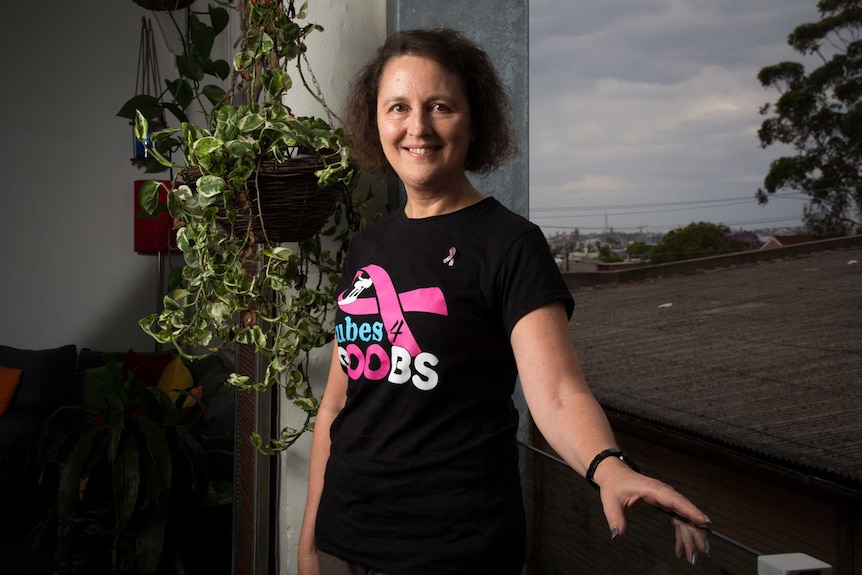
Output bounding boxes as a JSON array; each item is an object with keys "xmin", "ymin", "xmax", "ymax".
[{"xmin": 136, "ymin": 0, "xmax": 373, "ymax": 453}]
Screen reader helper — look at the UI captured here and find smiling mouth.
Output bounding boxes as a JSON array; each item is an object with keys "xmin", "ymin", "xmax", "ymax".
[{"xmin": 406, "ymin": 147, "xmax": 439, "ymax": 155}]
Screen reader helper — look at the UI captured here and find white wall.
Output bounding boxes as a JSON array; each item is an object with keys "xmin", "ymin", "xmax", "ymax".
[
  {"xmin": 275, "ymin": 2, "xmax": 387, "ymax": 572},
  {"xmin": 0, "ymin": 0, "xmax": 231, "ymax": 353}
]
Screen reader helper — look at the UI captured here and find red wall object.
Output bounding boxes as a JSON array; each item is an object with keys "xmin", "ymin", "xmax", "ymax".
[{"xmin": 133, "ymin": 180, "xmax": 177, "ymax": 253}]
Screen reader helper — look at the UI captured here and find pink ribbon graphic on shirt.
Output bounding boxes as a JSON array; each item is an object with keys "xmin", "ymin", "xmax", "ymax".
[{"xmin": 337, "ymin": 264, "xmax": 448, "ymax": 357}]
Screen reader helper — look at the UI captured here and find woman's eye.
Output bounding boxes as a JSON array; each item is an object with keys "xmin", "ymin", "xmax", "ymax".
[
  {"xmin": 432, "ymin": 103, "xmax": 451, "ymax": 112},
  {"xmin": 391, "ymin": 104, "xmax": 407, "ymax": 113}
]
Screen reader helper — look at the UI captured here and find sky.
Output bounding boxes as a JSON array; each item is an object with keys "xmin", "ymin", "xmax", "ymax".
[{"xmin": 528, "ymin": 0, "xmax": 823, "ymax": 236}]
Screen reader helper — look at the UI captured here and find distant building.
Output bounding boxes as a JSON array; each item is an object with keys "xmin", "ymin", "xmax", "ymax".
[
  {"xmin": 728, "ymin": 230, "xmax": 762, "ymax": 249},
  {"xmin": 761, "ymin": 234, "xmax": 813, "ymax": 249}
]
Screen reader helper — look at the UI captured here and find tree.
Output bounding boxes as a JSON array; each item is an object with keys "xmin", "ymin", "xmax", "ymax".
[
  {"xmin": 756, "ymin": 0, "xmax": 862, "ymax": 237},
  {"xmin": 627, "ymin": 241, "xmax": 653, "ymax": 261},
  {"xmin": 650, "ymin": 222, "xmax": 748, "ymax": 265},
  {"xmin": 598, "ymin": 245, "xmax": 624, "ymax": 263}
]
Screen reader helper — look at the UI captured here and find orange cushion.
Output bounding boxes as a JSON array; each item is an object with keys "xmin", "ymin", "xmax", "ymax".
[
  {"xmin": 0, "ymin": 365, "xmax": 23, "ymax": 416},
  {"xmin": 183, "ymin": 385, "xmax": 204, "ymax": 408}
]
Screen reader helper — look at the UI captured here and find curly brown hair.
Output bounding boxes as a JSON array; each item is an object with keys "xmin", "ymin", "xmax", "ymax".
[{"xmin": 344, "ymin": 28, "xmax": 516, "ymax": 175}]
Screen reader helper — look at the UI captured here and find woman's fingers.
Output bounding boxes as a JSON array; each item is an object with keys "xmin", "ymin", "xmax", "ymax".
[
  {"xmin": 672, "ymin": 516, "xmax": 710, "ymax": 565},
  {"xmin": 599, "ymin": 468, "xmax": 711, "ymax": 564}
]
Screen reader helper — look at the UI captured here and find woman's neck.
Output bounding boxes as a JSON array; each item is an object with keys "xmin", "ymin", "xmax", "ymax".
[{"xmin": 403, "ymin": 180, "xmax": 485, "ymax": 219}]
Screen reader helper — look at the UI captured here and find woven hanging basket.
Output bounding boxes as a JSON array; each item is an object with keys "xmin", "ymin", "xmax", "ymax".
[
  {"xmin": 133, "ymin": 0, "xmax": 195, "ymax": 11},
  {"xmin": 182, "ymin": 156, "xmax": 340, "ymax": 244}
]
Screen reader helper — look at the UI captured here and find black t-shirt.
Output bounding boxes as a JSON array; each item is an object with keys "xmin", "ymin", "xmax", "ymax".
[{"xmin": 316, "ymin": 198, "xmax": 574, "ymax": 575}]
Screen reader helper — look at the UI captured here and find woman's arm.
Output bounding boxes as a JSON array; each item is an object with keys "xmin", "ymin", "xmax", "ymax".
[
  {"xmin": 298, "ymin": 344, "xmax": 349, "ymax": 575},
  {"xmin": 511, "ymin": 301, "xmax": 710, "ymax": 563}
]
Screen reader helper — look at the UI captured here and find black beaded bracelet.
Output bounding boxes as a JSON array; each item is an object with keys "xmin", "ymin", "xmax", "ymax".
[{"xmin": 585, "ymin": 448, "xmax": 640, "ymax": 490}]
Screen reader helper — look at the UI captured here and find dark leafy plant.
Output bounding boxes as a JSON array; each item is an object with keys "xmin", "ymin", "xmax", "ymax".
[
  {"xmin": 117, "ymin": 1, "xmax": 235, "ymax": 173},
  {"xmin": 36, "ymin": 356, "xmax": 231, "ymax": 574}
]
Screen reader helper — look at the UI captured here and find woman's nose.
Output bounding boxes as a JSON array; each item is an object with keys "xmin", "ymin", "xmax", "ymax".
[{"xmin": 407, "ymin": 109, "xmax": 430, "ymax": 136}]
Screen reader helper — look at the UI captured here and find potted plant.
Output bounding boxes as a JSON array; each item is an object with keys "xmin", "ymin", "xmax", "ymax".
[
  {"xmin": 133, "ymin": 0, "xmax": 196, "ymax": 11},
  {"xmin": 133, "ymin": 0, "xmax": 370, "ymax": 453},
  {"xmin": 35, "ymin": 356, "xmax": 232, "ymax": 574},
  {"xmin": 117, "ymin": 1, "xmax": 234, "ymax": 173}
]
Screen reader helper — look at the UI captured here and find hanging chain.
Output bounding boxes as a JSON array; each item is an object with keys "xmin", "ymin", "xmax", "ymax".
[
  {"xmin": 135, "ymin": 18, "xmax": 162, "ymax": 103},
  {"xmin": 300, "ymin": 51, "xmax": 334, "ymax": 126}
]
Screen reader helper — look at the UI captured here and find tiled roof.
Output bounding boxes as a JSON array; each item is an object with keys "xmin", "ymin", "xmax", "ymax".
[
  {"xmin": 763, "ymin": 234, "xmax": 813, "ymax": 247},
  {"xmin": 569, "ymin": 244, "xmax": 862, "ymax": 489}
]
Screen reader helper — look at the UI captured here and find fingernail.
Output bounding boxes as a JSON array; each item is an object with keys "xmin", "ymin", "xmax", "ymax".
[
  {"xmin": 610, "ymin": 527, "xmax": 619, "ymax": 541},
  {"xmin": 691, "ymin": 552, "xmax": 698, "ymax": 566},
  {"xmin": 703, "ymin": 514, "xmax": 712, "ymax": 525}
]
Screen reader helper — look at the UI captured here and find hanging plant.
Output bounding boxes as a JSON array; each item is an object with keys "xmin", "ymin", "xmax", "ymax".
[
  {"xmin": 118, "ymin": 2, "xmax": 234, "ymax": 173},
  {"xmin": 133, "ymin": 0, "xmax": 372, "ymax": 453},
  {"xmin": 133, "ymin": 0, "xmax": 196, "ymax": 12}
]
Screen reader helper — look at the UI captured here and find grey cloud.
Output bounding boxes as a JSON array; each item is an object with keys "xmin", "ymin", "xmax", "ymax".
[{"xmin": 528, "ymin": 0, "xmax": 818, "ymax": 232}]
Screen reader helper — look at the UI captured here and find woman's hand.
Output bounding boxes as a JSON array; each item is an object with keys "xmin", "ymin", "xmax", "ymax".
[
  {"xmin": 672, "ymin": 516, "xmax": 710, "ymax": 565},
  {"xmin": 595, "ymin": 460, "xmax": 710, "ymax": 565}
]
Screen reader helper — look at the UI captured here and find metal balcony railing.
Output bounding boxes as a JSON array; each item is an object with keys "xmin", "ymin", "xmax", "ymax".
[{"xmin": 519, "ymin": 441, "xmax": 763, "ymax": 575}]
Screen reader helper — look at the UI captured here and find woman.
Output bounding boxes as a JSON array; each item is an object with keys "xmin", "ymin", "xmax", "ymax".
[{"xmin": 299, "ymin": 28, "xmax": 710, "ymax": 575}]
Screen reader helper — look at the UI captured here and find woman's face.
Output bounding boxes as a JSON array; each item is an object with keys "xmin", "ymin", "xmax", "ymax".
[{"xmin": 376, "ymin": 55, "xmax": 473, "ymax": 196}]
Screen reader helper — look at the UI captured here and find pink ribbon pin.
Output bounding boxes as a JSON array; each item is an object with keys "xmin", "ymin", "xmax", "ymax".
[{"xmin": 443, "ymin": 247, "xmax": 457, "ymax": 266}]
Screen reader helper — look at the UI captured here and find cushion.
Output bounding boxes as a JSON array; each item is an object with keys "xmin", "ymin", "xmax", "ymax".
[
  {"xmin": 0, "ymin": 366, "xmax": 23, "ymax": 416},
  {"xmin": 196, "ymin": 370, "xmax": 235, "ymax": 432},
  {"xmin": 0, "ymin": 410, "xmax": 46, "ymax": 452},
  {"xmin": 158, "ymin": 356, "xmax": 194, "ymax": 400},
  {"xmin": 182, "ymin": 385, "xmax": 204, "ymax": 412},
  {"xmin": 0, "ymin": 344, "xmax": 77, "ymax": 412},
  {"xmin": 122, "ymin": 349, "xmax": 174, "ymax": 387},
  {"xmin": 76, "ymin": 348, "xmax": 125, "ymax": 373},
  {"xmin": 185, "ymin": 354, "xmax": 228, "ymax": 384}
]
